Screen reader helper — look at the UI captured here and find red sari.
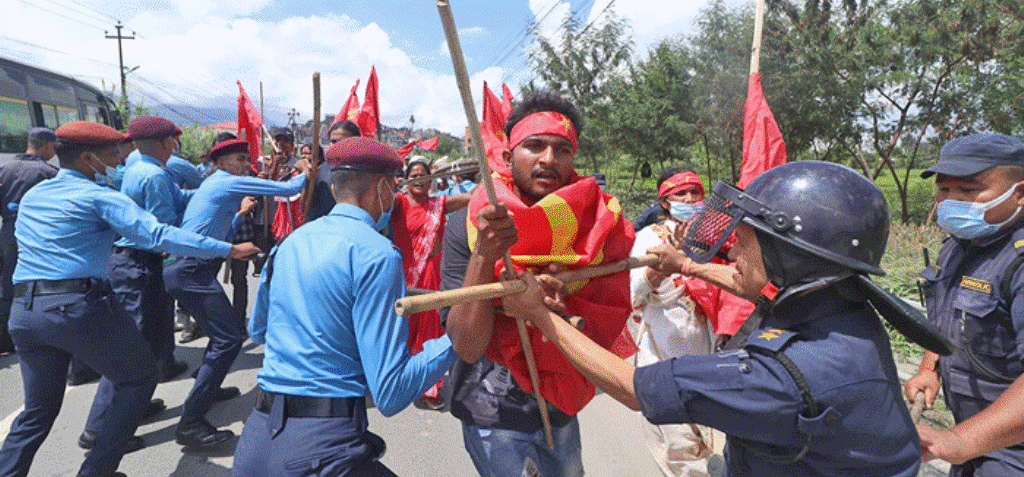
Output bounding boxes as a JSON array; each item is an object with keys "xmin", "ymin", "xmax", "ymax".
[{"xmin": 390, "ymin": 194, "xmax": 448, "ymax": 398}]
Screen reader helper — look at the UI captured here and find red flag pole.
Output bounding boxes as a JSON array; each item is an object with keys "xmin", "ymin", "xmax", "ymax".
[{"xmin": 436, "ymin": 0, "xmax": 555, "ymax": 449}]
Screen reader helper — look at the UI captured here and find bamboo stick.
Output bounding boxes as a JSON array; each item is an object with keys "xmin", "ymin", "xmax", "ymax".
[
  {"xmin": 436, "ymin": 0, "xmax": 554, "ymax": 449},
  {"xmin": 400, "ymin": 166, "xmax": 479, "ymax": 187},
  {"xmin": 397, "ymin": 254, "xmax": 658, "ymax": 315},
  {"xmin": 303, "ymin": 73, "xmax": 322, "ymax": 216}
]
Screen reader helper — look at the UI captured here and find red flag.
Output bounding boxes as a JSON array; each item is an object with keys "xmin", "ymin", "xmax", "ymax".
[
  {"xmin": 357, "ymin": 66, "xmax": 379, "ymax": 138},
  {"xmin": 501, "ymin": 83, "xmax": 514, "ymax": 119},
  {"xmin": 467, "ymin": 175, "xmax": 635, "ymax": 415},
  {"xmin": 236, "ymin": 80, "xmax": 263, "ymax": 171},
  {"xmin": 332, "ymin": 79, "xmax": 360, "ymax": 126},
  {"xmin": 418, "ymin": 136, "xmax": 438, "ymax": 150},
  {"xmin": 481, "ymin": 82, "xmax": 510, "ymax": 176},
  {"xmin": 737, "ymin": 72, "xmax": 786, "ymax": 189},
  {"xmin": 396, "ymin": 139, "xmax": 417, "ymax": 159}
]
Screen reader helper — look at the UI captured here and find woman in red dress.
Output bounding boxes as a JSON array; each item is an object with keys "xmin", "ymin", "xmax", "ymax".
[{"xmin": 391, "ymin": 158, "xmax": 471, "ymax": 407}]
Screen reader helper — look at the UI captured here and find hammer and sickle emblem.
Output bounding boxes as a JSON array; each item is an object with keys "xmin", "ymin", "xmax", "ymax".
[{"xmin": 758, "ymin": 329, "xmax": 784, "ymax": 341}]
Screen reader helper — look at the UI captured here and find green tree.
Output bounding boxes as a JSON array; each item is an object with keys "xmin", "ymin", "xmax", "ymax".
[
  {"xmin": 177, "ymin": 125, "xmax": 216, "ymax": 163},
  {"xmin": 605, "ymin": 40, "xmax": 697, "ymax": 189},
  {"xmin": 766, "ymin": 0, "xmax": 1024, "ymax": 223},
  {"xmin": 526, "ymin": 10, "xmax": 634, "ymax": 172}
]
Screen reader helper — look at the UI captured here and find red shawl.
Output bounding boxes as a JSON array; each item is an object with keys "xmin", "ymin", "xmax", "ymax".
[{"xmin": 467, "ymin": 174, "xmax": 636, "ymax": 415}]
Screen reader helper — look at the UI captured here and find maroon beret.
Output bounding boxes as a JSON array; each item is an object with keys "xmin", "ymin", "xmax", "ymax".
[
  {"xmin": 127, "ymin": 116, "xmax": 182, "ymax": 141},
  {"xmin": 325, "ymin": 137, "xmax": 403, "ymax": 173},
  {"xmin": 209, "ymin": 139, "xmax": 249, "ymax": 161},
  {"xmin": 55, "ymin": 121, "xmax": 127, "ymax": 146}
]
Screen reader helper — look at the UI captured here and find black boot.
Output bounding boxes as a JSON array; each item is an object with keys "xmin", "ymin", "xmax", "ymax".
[{"xmin": 175, "ymin": 418, "xmax": 234, "ymax": 448}]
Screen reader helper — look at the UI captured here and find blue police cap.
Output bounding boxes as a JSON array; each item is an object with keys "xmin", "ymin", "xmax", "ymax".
[
  {"xmin": 28, "ymin": 127, "xmax": 56, "ymax": 143},
  {"xmin": 921, "ymin": 134, "xmax": 1024, "ymax": 179}
]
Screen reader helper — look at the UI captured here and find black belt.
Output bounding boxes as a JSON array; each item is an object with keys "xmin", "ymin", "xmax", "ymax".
[
  {"xmin": 14, "ymin": 278, "xmax": 95, "ymax": 297},
  {"xmin": 255, "ymin": 388, "xmax": 359, "ymax": 418}
]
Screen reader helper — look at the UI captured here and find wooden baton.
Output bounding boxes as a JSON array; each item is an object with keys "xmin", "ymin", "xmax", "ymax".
[
  {"xmin": 396, "ymin": 254, "xmax": 659, "ymax": 316},
  {"xmin": 436, "ymin": 0, "xmax": 554, "ymax": 448}
]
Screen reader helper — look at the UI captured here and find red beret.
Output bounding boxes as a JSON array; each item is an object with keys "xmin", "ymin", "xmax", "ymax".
[
  {"xmin": 127, "ymin": 116, "xmax": 182, "ymax": 141},
  {"xmin": 209, "ymin": 139, "xmax": 249, "ymax": 161},
  {"xmin": 55, "ymin": 121, "xmax": 127, "ymax": 146},
  {"xmin": 325, "ymin": 137, "xmax": 403, "ymax": 173}
]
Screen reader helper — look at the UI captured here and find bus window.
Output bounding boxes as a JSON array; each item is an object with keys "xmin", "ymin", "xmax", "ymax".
[
  {"xmin": 0, "ymin": 95, "xmax": 32, "ymax": 154},
  {"xmin": 83, "ymin": 102, "xmax": 107, "ymax": 124},
  {"xmin": 32, "ymin": 102, "xmax": 78, "ymax": 129}
]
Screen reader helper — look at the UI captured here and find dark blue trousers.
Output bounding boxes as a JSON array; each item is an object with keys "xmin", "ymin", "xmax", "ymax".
[
  {"xmin": 0, "ymin": 281, "xmax": 157, "ymax": 477},
  {"xmin": 946, "ymin": 391, "xmax": 1024, "ymax": 477},
  {"xmin": 108, "ymin": 248, "xmax": 176, "ymax": 367},
  {"xmin": 232, "ymin": 391, "xmax": 395, "ymax": 477},
  {"xmin": 0, "ymin": 232, "xmax": 16, "ymax": 351},
  {"xmin": 164, "ymin": 257, "xmax": 243, "ymax": 421}
]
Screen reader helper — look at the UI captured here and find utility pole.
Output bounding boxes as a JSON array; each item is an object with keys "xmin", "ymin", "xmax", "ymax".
[{"xmin": 105, "ymin": 22, "xmax": 135, "ymax": 105}]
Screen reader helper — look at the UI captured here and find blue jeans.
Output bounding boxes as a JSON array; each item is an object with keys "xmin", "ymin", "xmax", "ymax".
[{"xmin": 461, "ymin": 418, "xmax": 584, "ymax": 477}]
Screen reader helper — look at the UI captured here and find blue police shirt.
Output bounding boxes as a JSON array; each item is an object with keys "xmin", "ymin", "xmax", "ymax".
[
  {"xmin": 115, "ymin": 150, "xmax": 194, "ymax": 248},
  {"xmin": 166, "ymin": 155, "xmax": 204, "ymax": 189},
  {"xmin": 180, "ymin": 170, "xmax": 305, "ymax": 241},
  {"xmin": 432, "ymin": 179, "xmax": 475, "ymax": 197},
  {"xmin": 13, "ymin": 169, "xmax": 232, "ymax": 283},
  {"xmin": 634, "ymin": 287, "xmax": 920, "ymax": 476},
  {"xmin": 249, "ymin": 203, "xmax": 456, "ymax": 416}
]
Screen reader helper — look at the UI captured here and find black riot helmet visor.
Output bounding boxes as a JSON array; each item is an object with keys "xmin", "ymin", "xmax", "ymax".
[{"xmin": 682, "ymin": 161, "xmax": 952, "ymax": 355}]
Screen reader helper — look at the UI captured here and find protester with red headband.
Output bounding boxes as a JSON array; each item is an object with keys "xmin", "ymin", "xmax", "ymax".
[
  {"xmin": 440, "ymin": 92, "xmax": 635, "ymax": 477},
  {"xmin": 628, "ymin": 169, "xmax": 754, "ymax": 476}
]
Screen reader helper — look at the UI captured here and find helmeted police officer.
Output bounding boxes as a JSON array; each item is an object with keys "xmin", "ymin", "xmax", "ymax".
[
  {"xmin": 505, "ymin": 161, "xmax": 953, "ymax": 477},
  {"xmin": 0, "ymin": 127, "xmax": 58, "ymax": 354},
  {"xmin": 906, "ymin": 134, "xmax": 1024, "ymax": 475}
]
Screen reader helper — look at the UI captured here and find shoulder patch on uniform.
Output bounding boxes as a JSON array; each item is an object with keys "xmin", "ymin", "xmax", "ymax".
[
  {"xmin": 745, "ymin": 328, "xmax": 798, "ymax": 352},
  {"xmin": 959, "ymin": 275, "xmax": 993, "ymax": 294},
  {"xmin": 1015, "ymin": 239, "xmax": 1024, "ymax": 250}
]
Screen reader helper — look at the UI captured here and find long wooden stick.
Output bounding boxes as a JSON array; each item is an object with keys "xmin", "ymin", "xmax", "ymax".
[
  {"xmin": 303, "ymin": 73, "xmax": 322, "ymax": 216},
  {"xmin": 436, "ymin": 0, "xmax": 554, "ymax": 449},
  {"xmin": 397, "ymin": 254, "xmax": 658, "ymax": 316},
  {"xmin": 400, "ymin": 165, "xmax": 479, "ymax": 187},
  {"xmin": 750, "ymin": 0, "xmax": 765, "ymax": 75}
]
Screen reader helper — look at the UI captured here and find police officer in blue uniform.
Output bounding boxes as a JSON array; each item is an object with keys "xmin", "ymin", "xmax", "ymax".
[
  {"xmin": 165, "ymin": 138, "xmax": 309, "ymax": 448},
  {"xmin": 0, "ymin": 127, "xmax": 58, "ymax": 354},
  {"xmin": 0, "ymin": 121, "xmax": 259, "ymax": 477},
  {"xmin": 110, "ymin": 116, "xmax": 192, "ymax": 382},
  {"xmin": 504, "ymin": 161, "xmax": 954, "ymax": 477},
  {"xmin": 905, "ymin": 134, "xmax": 1024, "ymax": 475},
  {"xmin": 232, "ymin": 137, "xmax": 461, "ymax": 477}
]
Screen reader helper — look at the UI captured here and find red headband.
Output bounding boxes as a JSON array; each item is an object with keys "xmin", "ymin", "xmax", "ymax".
[
  {"xmin": 508, "ymin": 111, "xmax": 578, "ymax": 153},
  {"xmin": 659, "ymin": 172, "xmax": 705, "ymax": 198}
]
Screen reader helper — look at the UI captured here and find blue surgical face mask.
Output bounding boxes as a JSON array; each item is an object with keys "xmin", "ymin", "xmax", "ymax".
[
  {"xmin": 88, "ymin": 155, "xmax": 117, "ymax": 188},
  {"xmin": 937, "ymin": 183, "xmax": 1022, "ymax": 240},
  {"xmin": 375, "ymin": 180, "xmax": 394, "ymax": 233},
  {"xmin": 669, "ymin": 201, "xmax": 704, "ymax": 222}
]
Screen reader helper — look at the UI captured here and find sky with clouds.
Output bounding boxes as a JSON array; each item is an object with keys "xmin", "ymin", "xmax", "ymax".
[{"xmin": 0, "ymin": 0, "xmax": 743, "ymax": 135}]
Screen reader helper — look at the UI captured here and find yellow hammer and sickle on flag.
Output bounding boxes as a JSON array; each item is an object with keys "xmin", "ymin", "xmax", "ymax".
[
  {"xmin": 558, "ymin": 115, "xmax": 572, "ymax": 134},
  {"xmin": 758, "ymin": 329, "xmax": 784, "ymax": 341}
]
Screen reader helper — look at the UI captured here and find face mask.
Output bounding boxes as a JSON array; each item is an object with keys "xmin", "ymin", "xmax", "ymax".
[
  {"xmin": 375, "ymin": 180, "xmax": 394, "ymax": 233},
  {"xmin": 87, "ymin": 155, "xmax": 116, "ymax": 188},
  {"xmin": 937, "ymin": 183, "xmax": 1022, "ymax": 240},
  {"xmin": 669, "ymin": 201, "xmax": 704, "ymax": 222}
]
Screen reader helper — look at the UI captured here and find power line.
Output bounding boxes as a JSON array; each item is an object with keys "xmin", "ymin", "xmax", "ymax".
[
  {"xmin": 0, "ymin": 36, "xmax": 118, "ymax": 67},
  {"xmin": 39, "ymin": 0, "xmax": 114, "ymax": 27},
  {"xmin": 486, "ymin": 0, "xmax": 563, "ymax": 69},
  {"xmin": 13, "ymin": 0, "xmax": 107, "ymax": 32},
  {"xmin": 56, "ymin": 0, "xmax": 120, "ymax": 22}
]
